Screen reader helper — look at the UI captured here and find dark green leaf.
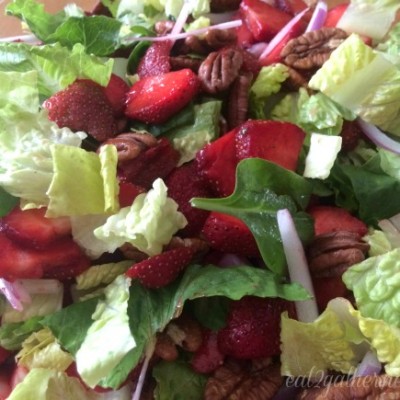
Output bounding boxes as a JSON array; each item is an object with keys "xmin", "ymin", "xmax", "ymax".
[
  {"xmin": 153, "ymin": 360, "xmax": 207, "ymax": 400},
  {"xmin": 192, "ymin": 158, "xmax": 314, "ymax": 275},
  {"xmin": 0, "ymin": 316, "xmax": 43, "ymax": 350},
  {"xmin": 189, "ymin": 296, "xmax": 230, "ymax": 331},
  {"xmin": 127, "ymin": 41, "xmax": 151, "ymax": 74},
  {"xmin": 0, "ymin": 187, "xmax": 18, "ymax": 217}
]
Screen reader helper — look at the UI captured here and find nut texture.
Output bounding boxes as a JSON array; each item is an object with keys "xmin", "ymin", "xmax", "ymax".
[{"xmin": 281, "ymin": 27, "xmax": 348, "ymax": 70}]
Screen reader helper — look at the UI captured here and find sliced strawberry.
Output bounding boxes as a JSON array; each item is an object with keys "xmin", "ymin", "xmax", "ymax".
[
  {"xmin": 217, "ymin": 296, "xmax": 294, "ymax": 359},
  {"xmin": 118, "ymin": 137, "xmax": 180, "ymax": 189},
  {"xmin": 236, "ymin": 17, "xmax": 257, "ymax": 48},
  {"xmin": 324, "ymin": 3, "xmax": 348, "ymax": 28},
  {"xmin": 9, "ymin": 365, "xmax": 28, "ymax": 393},
  {"xmin": 0, "ymin": 368, "xmax": 11, "ymax": 400},
  {"xmin": 1, "ymin": 206, "xmax": 71, "ymax": 249},
  {"xmin": 126, "ymin": 247, "xmax": 195, "ymax": 288},
  {"xmin": 103, "ymin": 74, "xmax": 130, "ymax": 117},
  {"xmin": 118, "ymin": 181, "xmax": 146, "ymax": 208},
  {"xmin": 0, "ymin": 349, "xmax": 10, "ymax": 366},
  {"xmin": 191, "ymin": 330, "xmax": 225, "ymax": 374},
  {"xmin": 240, "ymin": 0, "xmax": 293, "ymax": 41},
  {"xmin": 235, "ymin": 120, "xmax": 305, "ymax": 171},
  {"xmin": 202, "ymin": 212, "xmax": 259, "ymax": 257},
  {"xmin": 0, "ymin": 232, "xmax": 90, "ymax": 280},
  {"xmin": 165, "ymin": 162, "xmax": 212, "ymax": 237},
  {"xmin": 312, "ymin": 275, "xmax": 350, "ymax": 312},
  {"xmin": 340, "ymin": 120, "xmax": 363, "ymax": 153},
  {"xmin": 43, "ymin": 79, "xmax": 118, "ymax": 142},
  {"xmin": 137, "ymin": 40, "xmax": 173, "ymax": 79},
  {"xmin": 125, "ymin": 69, "xmax": 200, "ymax": 125},
  {"xmin": 195, "ymin": 129, "xmax": 238, "ymax": 197},
  {"xmin": 308, "ymin": 205, "xmax": 368, "ymax": 237},
  {"xmin": 275, "ymin": 0, "xmax": 308, "ymax": 16}
]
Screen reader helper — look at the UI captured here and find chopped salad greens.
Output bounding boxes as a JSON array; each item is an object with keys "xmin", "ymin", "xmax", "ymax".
[{"xmin": 1, "ymin": 0, "xmax": 400, "ymax": 398}]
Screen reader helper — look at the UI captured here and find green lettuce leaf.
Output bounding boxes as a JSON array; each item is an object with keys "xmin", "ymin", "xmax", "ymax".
[
  {"xmin": 0, "ymin": 42, "xmax": 113, "ymax": 98},
  {"xmin": 281, "ymin": 298, "xmax": 366, "ymax": 377},
  {"xmin": 309, "ymin": 34, "xmax": 400, "ymax": 135},
  {"xmin": 343, "ymin": 248, "xmax": 400, "ymax": 328},
  {"xmin": 363, "ymin": 228, "xmax": 394, "ymax": 257},
  {"xmin": 46, "ymin": 144, "xmax": 118, "ymax": 217},
  {"xmin": 192, "ymin": 158, "xmax": 314, "ymax": 275},
  {"xmin": 101, "ymin": 263, "xmax": 310, "ymax": 388},
  {"xmin": 153, "ymin": 360, "xmax": 207, "ymax": 400},
  {"xmin": 16, "ymin": 328, "xmax": 73, "ymax": 371},
  {"xmin": 94, "ymin": 178, "xmax": 187, "ymax": 256},
  {"xmin": 76, "ymin": 276, "xmax": 135, "ymax": 388},
  {"xmin": 377, "ymin": 23, "xmax": 400, "ymax": 66},
  {"xmin": 8, "ymin": 368, "xmax": 100, "ymax": 400},
  {"xmin": 0, "ymin": 186, "xmax": 19, "ymax": 217},
  {"xmin": 0, "ymin": 317, "xmax": 43, "ymax": 351}
]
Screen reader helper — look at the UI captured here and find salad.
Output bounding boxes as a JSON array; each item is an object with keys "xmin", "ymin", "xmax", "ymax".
[{"xmin": 1, "ymin": 0, "xmax": 400, "ymax": 398}]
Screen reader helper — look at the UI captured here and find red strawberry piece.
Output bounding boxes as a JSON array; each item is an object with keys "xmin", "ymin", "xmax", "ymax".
[
  {"xmin": 118, "ymin": 181, "xmax": 146, "ymax": 208},
  {"xmin": 103, "ymin": 74, "xmax": 130, "ymax": 117},
  {"xmin": 340, "ymin": 120, "xmax": 363, "ymax": 153},
  {"xmin": 0, "ymin": 348, "xmax": 11, "ymax": 366},
  {"xmin": 191, "ymin": 330, "xmax": 225, "ymax": 374},
  {"xmin": 0, "ymin": 232, "xmax": 90, "ymax": 280},
  {"xmin": 324, "ymin": 3, "xmax": 348, "ymax": 28},
  {"xmin": 165, "ymin": 162, "xmax": 212, "ymax": 237},
  {"xmin": 118, "ymin": 137, "xmax": 180, "ymax": 189},
  {"xmin": 126, "ymin": 247, "xmax": 195, "ymax": 288},
  {"xmin": 1, "ymin": 206, "xmax": 71, "ymax": 249},
  {"xmin": 202, "ymin": 212, "xmax": 259, "ymax": 257},
  {"xmin": 125, "ymin": 69, "xmax": 200, "ymax": 125},
  {"xmin": 240, "ymin": 0, "xmax": 293, "ymax": 42},
  {"xmin": 236, "ymin": 17, "xmax": 257, "ymax": 48},
  {"xmin": 195, "ymin": 128, "xmax": 238, "ymax": 197},
  {"xmin": 0, "ymin": 368, "xmax": 11, "ymax": 400},
  {"xmin": 312, "ymin": 275, "xmax": 350, "ymax": 312},
  {"xmin": 43, "ymin": 79, "xmax": 118, "ymax": 142},
  {"xmin": 308, "ymin": 205, "xmax": 368, "ymax": 237},
  {"xmin": 275, "ymin": 0, "xmax": 308, "ymax": 16},
  {"xmin": 137, "ymin": 40, "xmax": 173, "ymax": 79},
  {"xmin": 235, "ymin": 120, "xmax": 305, "ymax": 171},
  {"xmin": 240, "ymin": 48, "xmax": 262, "ymax": 74},
  {"xmin": 10, "ymin": 365, "xmax": 28, "ymax": 393},
  {"xmin": 217, "ymin": 296, "xmax": 294, "ymax": 359}
]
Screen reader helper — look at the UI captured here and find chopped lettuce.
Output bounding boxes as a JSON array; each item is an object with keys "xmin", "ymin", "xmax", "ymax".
[
  {"xmin": 377, "ymin": 23, "xmax": 400, "ymax": 66},
  {"xmin": 343, "ymin": 248, "xmax": 400, "ymax": 328},
  {"xmin": 363, "ymin": 229, "xmax": 394, "ymax": 257},
  {"xmin": 337, "ymin": 0, "xmax": 400, "ymax": 41},
  {"xmin": 46, "ymin": 144, "xmax": 119, "ymax": 217},
  {"xmin": 94, "ymin": 178, "xmax": 187, "ymax": 256},
  {"xmin": 309, "ymin": 34, "xmax": 400, "ymax": 136},
  {"xmin": 76, "ymin": 261, "xmax": 132, "ymax": 291},
  {"xmin": 0, "ymin": 42, "xmax": 113, "ymax": 98},
  {"xmin": 0, "ymin": 71, "xmax": 85, "ymax": 208},
  {"xmin": 303, "ymin": 133, "xmax": 342, "ymax": 179},
  {"xmin": 16, "ymin": 328, "xmax": 73, "ymax": 371},
  {"xmin": 76, "ymin": 276, "xmax": 135, "ymax": 388}
]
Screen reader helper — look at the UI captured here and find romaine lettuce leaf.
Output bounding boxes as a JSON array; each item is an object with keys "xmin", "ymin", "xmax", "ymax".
[
  {"xmin": 377, "ymin": 23, "xmax": 400, "ymax": 66},
  {"xmin": 363, "ymin": 229, "xmax": 394, "ymax": 257},
  {"xmin": 343, "ymin": 248, "xmax": 400, "ymax": 328},
  {"xmin": 94, "ymin": 178, "xmax": 187, "ymax": 256},
  {"xmin": 0, "ymin": 42, "xmax": 113, "ymax": 98},
  {"xmin": 76, "ymin": 276, "xmax": 135, "ymax": 388},
  {"xmin": 309, "ymin": 34, "xmax": 400, "ymax": 136},
  {"xmin": 0, "ymin": 317, "xmax": 43, "ymax": 351},
  {"xmin": 16, "ymin": 328, "xmax": 73, "ymax": 371},
  {"xmin": 46, "ymin": 144, "xmax": 118, "ymax": 217},
  {"xmin": 192, "ymin": 158, "xmax": 314, "ymax": 275}
]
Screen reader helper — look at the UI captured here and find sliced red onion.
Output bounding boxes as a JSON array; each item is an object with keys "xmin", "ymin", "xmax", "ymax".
[
  {"xmin": 277, "ymin": 209, "xmax": 319, "ymax": 323},
  {"xmin": 17, "ymin": 279, "xmax": 62, "ymax": 295},
  {"xmin": 170, "ymin": 1, "xmax": 192, "ymax": 36},
  {"xmin": 353, "ymin": 351, "xmax": 381, "ymax": 377},
  {"xmin": 0, "ymin": 34, "xmax": 40, "ymax": 44},
  {"xmin": 306, "ymin": 1, "xmax": 328, "ymax": 32},
  {"xmin": 247, "ymin": 42, "xmax": 268, "ymax": 57},
  {"xmin": 0, "ymin": 279, "xmax": 31, "ymax": 311},
  {"xmin": 132, "ymin": 343, "xmax": 154, "ymax": 400},
  {"xmin": 259, "ymin": 7, "xmax": 309, "ymax": 62},
  {"xmin": 126, "ymin": 20, "xmax": 242, "ymax": 43},
  {"xmin": 357, "ymin": 118, "xmax": 400, "ymax": 155},
  {"xmin": 218, "ymin": 253, "xmax": 250, "ymax": 267}
]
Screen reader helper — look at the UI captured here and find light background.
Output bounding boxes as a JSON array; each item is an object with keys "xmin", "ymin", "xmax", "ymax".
[{"xmin": 0, "ymin": 0, "xmax": 97, "ymax": 37}]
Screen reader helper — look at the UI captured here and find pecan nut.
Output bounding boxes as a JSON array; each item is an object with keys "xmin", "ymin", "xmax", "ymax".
[
  {"xmin": 281, "ymin": 27, "xmax": 348, "ymax": 70},
  {"xmin": 299, "ymin": 374, "xmax": 400, "ymax": 400},
  {"xmin": 205, "ymin": 359, "xmax": 282, "ymax": 400},
  {"xmin": 102, "ymin": 132, "xmax": 158, "ymax": 163},
  {"xmin": 307, "ymin": 231, "xmax": 369, "ymax": 278},
  {"xmin": 204, "ymin": 29, "xmax": 237, "ymax": 50},
  {"xmin": 166, "ymin": 315, "xmax": 203, "ymax": 352},
  {"xmin": 210, "ymin": 0, "xmax": 241, "ymax": 12},
  {"xmin": 198, "ymin": 47, "xmax": 244, "ymax": 94},
  {"xmin": 170, "ymin": 56, "xmax": 202, "ymax": 72},
  {"xmin": 154, "ymin": 332, "xmax": 179, "ymax": 361}
]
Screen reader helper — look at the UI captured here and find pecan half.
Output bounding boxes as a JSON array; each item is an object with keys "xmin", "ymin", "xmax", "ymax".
[
  {"xmin": 307, "ymin": 231, "xmax": 369, "ymax": 278},
  {"xmin": 154, "ymin": 332, "xmax": 179, "ymax": 361},
  {"xmin": 210, "ymin": 0, "xmax": 241, "ymax": 12},
  {"xmin": 284, "ymin": 66, "xmax": 310, "ymax": 91},
  {"xmin": 198, "ymin": 47, "xmax": 244, "ymax": 94},
  {"xmin": 166, "ymin": 315, "xmax": 203, "ymax": 352},
  {"xmin": 205, "ymin": 359, "xmax": 282, "ymax": 400},
  {"xmin": 281, "ymin": 27, "xmax": 348, "ymax": 70},
  {"xmin": 299, "ymin": 374, "xmax": 400, "ymax": 400},
  {"xmin": 227, "ymin": 71, "xmax": 253, "ymax": 129},
  {"xmin": 204, "ymin": 29, "xmax": 237, "ymax": 50},
  {"xmin": 170, "ymin": 56, "xmax": 202, "ymax": 73},
  {"xmin": 102, "ymin": 132, "xmax": 158, "ymax": 163}
]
